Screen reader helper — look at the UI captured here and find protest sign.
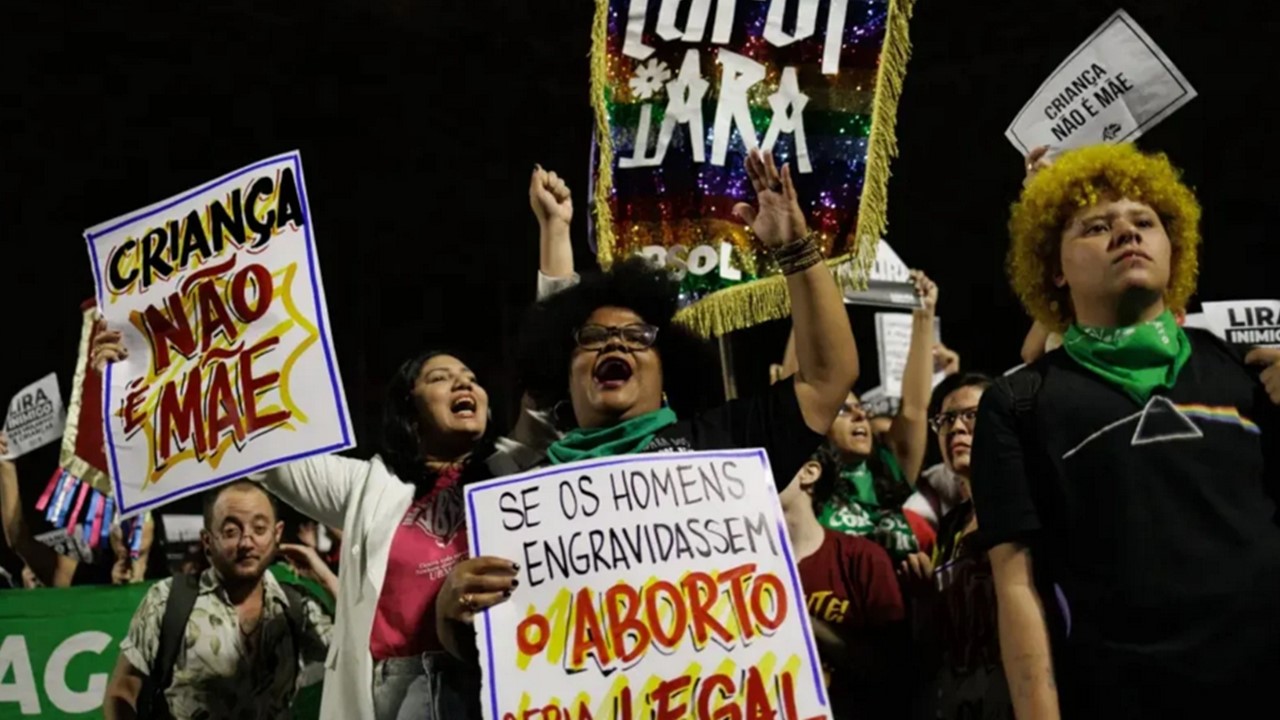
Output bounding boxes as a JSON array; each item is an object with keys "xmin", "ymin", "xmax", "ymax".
[
  {"xmin": 1200, "ymin": 300, "xmax": 1280, "ymax": 347},
  {"xmin": 0, "ymin": 567, "xmax": 324, "ymax": 719},
  {"xmin": 593, "ymin": 0, "xmax": 916, "ymax": 337},
  {"xmin": 85, "ymin": 152, "xmax": 353, "ymax": 516},
  {"xmin": 33, "ymin": 529, "xmax": 93, "ymax": 564},
  {"xmin": 4, "ymin": 374, "xmax": 66, "ymax": 459},
  {"xmin": 839, "ymin": 240, "xmax": 923, "ymax": 310},
  {"xmin": 1005, "ymin": 9, "xmax": 1196, "ymax": 155},
  {"xmin": 875, "ymin": 312, "xmax": 943, "ymax": 398},
  {"xmin": 465, "ymin": 449, "xmax": 831, "ymax": 720}
]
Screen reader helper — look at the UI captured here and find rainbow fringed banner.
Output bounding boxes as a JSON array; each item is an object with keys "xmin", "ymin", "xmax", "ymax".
[
  {"xmin": 591, "ymin": 0, "xmax": 914, "ymax": 336},
  {"xmin": 34, "ymin": 300, "xmax": 115, "ymax": 548}
]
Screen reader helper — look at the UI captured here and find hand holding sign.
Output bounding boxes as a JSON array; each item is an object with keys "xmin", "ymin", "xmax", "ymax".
[
  {"xmin": 1024, "ymin": 145, "xmax": 1052, "ymax": 186},
  {"xmin": 0, "ymin": 431, "xmax": 13, "ymax": 463},
  {"xmin": 910, "ymin": 269, "xmax": 938, "ymax": 318},
  {"xmin": 90, "ymin": 323, "xmax": 127, "ymax": 372},
  {"xmin": 438, "ymin": 556, "xmax": 519, "ymax": 624},
  {"xmin": 735, "ymin": 149, "xmax": 809, "ymax": 249},
  {"xmin": 1245, "ymin": 348, "xmax": 1280, "ymax": 404}
]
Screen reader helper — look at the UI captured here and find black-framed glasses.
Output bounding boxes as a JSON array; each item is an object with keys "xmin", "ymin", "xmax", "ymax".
[
  {"xmin": 573, "ymin": 323, "xmax": 659, "ymax": 351},
  {"xmin": 929, "ymin": 406, "xmax": 979, "ymax": 433}
]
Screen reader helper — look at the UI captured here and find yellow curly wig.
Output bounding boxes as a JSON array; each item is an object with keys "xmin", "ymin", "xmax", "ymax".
[{"xmin": 1007, "ymin": 143, "xmax": 1202, "ymax": 331}]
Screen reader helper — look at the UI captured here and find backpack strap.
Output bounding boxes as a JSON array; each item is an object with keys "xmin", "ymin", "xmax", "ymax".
[
  {"xmin": 139, "ymin": 573, "xmax": 200, "ymax": 720},
  {"xmin": 278, "ymin": 582, "xmax": 307, "ymax": 644}
]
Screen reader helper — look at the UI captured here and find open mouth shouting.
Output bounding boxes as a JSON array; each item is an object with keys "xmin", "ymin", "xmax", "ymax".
[
  {"xmin": 850, "ymin": 425, "xmax": 871, "ymax": 441},
  {"xmin": 593, "ymin": 355, "xmax": 634, "ymax": 390},
  {"xmin": 450, "ymin": 394, "xmax": 479, "ymax": 419}
]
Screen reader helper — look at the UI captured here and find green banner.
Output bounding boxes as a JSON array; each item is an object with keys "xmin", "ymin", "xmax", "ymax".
[{"xmin": 0, "ymin": 566, "xmax": 326, "ymax": 718}]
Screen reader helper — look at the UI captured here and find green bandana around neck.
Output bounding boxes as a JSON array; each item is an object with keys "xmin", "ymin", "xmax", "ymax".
[
  {"xmin": 546, "ymin": 407, "xmax": 678, "ymax": 465},
  {"xmin": 839, "ymin": 463, "xmax": 879, "ymax": 506},
  {"xmin": 1063, "ymin": 310, "xmax": 1191, "ymax": 404}
]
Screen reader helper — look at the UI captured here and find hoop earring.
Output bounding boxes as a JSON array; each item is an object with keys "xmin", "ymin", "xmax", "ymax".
[
  {"xmin": 552, "ymin": 400, "xmax": 575, "ymax": 428},
  {"xmin": 661, "ymin": 391, "xmax": 670, "ymax": 408}
]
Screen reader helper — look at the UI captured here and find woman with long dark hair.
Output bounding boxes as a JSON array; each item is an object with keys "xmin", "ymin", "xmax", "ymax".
[
  {"xmin": 91, "ymin": 166, "xmax": 580, "ymax": 720},
  {"xmin": 809, "ymin": 270, "xmax": 943, "ymax": 563}
]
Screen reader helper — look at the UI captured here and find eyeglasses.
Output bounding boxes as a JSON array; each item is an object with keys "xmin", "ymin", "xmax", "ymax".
[
  {"xmin": 929, "ymin": 406, "xmax": 979, "ymax": 433},
  {"xmin": 573, "ymin": 323, "xmax": 659, "ymax": 351},
  {"xmin": 837, "ymin": 402, "xmax": 875, "ymax": 417}
]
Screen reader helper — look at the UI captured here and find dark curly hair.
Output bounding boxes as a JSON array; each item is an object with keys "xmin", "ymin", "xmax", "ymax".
[
  {"xmin": 811, "ymin": 440, "xmax": 912, "ymax": 511},
  {"xmin": 381, "ymin": 350, "xmax": 497, "ymax": 492},
  {"xmin": 517, "ymin": 258, "xmax": 717, "ymax": 423}
]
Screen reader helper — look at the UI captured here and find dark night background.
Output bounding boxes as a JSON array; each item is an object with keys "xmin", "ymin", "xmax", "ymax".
[{"xmin": 2, "ymin": 0, "xmax": 1276, "ymax": 574}]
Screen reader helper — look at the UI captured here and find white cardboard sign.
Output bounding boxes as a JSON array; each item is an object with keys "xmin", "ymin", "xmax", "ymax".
[
  {"xmin": 875, "ymin": 313, "xmax": 944, "ymax": 398},
  {"xmin": 1005, "ymin": 9, "xmax": 1196, "ymax": 155},
  {"xmin": 1200, "ymin": 300, "xmax": 1280, "ymax": 347},
  {"xmin": 3, "ymin": 373, "xmax": 66, "ymax": 459},
  {"xmin": 464, "ymin": 449, "xmax": 831, "ymax": 720},
  {"xmin": 85, "ymin": 152, "xmax": 353, "ymax": 516},
  {"xmin": 840, "ymin": 240, "xmax": 923, "ymax": 310}
]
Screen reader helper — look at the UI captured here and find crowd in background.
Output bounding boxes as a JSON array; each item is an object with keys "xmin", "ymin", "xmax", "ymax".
[{"xmin": 2, "ymin": 142, "xmax": 1279, "ymax": 720}]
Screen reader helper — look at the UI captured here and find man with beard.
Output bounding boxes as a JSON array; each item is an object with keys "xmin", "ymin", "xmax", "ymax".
[{"xmin": 104, "ymin": 481, "xmax": 332, "ymax": 719}]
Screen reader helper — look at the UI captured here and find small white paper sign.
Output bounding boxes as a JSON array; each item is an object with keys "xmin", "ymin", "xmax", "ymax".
[
  {"xmin": 3, "ymin": 373, "xmax": 66, "ymax": 458},
  {"xmin": 34, "ymin": 528, "xmax": 93, "ymax": 563},
  {"xmin": 464, "ymin": 449, "xmax": 831, "ymax": 720},
  {"xmin": 159, "ymin": 514, "xmax": 205, "ymax": 544},
  {"xmin": 875, "ymin": 313, "xmax": 944, "ymax": 398},
  {"xmin": 1005, "ymin": 9, "xmax": 1197, "ymax": 155},
  {"xmin": 840, "ymin": 240, "xmax": 923, "ymax": 309},
  {"xmin": 1200, "ymin": 300, "xmax": 1280, "ymax": 347}
]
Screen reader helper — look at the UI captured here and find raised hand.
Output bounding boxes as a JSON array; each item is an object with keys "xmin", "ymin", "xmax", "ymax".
[
  {"xmin": 910, "ymin": 269, "xmax": 938, "ymax": 317},
  {"xmin": 1024, "ymin": 145, "xmax": 1051, "ymax": 186},
  {"xmin": 530, "ymin": 165, "xmax": 573, "ymax": 229},
  {"xmin": 0, "ymin": 431, "xmax": 12, "ymax": 463},
  {"xmin": 437, "ymin": 556, "xmax": 519, "ymax": 624},
  {"xmin": 733, "ymin": 149, "xmax": 808, "ymax": 249},
  {"xmin": 934, "ymin": 342, "xmax": 961, "ymax": 377}
]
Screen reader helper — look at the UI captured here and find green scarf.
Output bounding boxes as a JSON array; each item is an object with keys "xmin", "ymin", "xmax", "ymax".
[
  {"xmin": 840, "ymin": 463, "xmax": 879, "ymax": 506},
  {"xmin": 1063, "ymin": 310, "xmax": 1191, "ymax": 404},
  {"xmin": 546, "ymin": 407, "xmax": 678, "ymax": 464}
]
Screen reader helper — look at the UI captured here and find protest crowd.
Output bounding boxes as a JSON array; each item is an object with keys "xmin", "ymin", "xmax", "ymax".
[{"xmin": 3, "ymin": 4, "xmax": 1280, "ymax": 720}]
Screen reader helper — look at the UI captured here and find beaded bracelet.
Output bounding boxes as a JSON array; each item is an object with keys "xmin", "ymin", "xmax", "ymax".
[{"xmin": 772, "ymin": 232, "xmax": 823, "ymax": 275}]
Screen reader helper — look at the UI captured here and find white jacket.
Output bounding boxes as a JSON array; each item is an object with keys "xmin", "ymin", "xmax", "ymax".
[{"xmin": 263, "ymin": 272, "xmax": 572, "ymax": 719}]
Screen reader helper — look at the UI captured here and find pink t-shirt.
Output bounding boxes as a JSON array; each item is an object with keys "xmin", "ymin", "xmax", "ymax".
[{"xmin": 369, "ymin": 468, "xmax": 468, "ymax": 660}]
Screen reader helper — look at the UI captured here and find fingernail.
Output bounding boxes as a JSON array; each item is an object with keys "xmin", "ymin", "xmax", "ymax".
[
  {"xmin": 512, "ymin": 562, "xmax": 520, "ymax": 572},
  {"xmin": 512, "ymin": 579, "xmax": 520, "ymax": 588},
  {"xmin": 503, "ymin": 589, "xmax": 513, "ymax": 597}
]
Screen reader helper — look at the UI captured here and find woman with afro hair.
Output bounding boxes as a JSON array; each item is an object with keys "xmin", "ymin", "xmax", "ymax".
[
  {"xmin": 435, "ymin": 149, "xmax": 860, "ymax": 671},
  {"xmin": 972, "ymin": 144, "xmax": 1280, "ymax": 719}
]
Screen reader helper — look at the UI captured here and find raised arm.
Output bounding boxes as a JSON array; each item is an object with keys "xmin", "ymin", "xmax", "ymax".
[
  {"xmin": 735, "ymin": 149, "xmax": 858, "ymax": 434},
  {"xmin": 0, "ymin": 432, "xmax": 76, "ymax": 587},
  {"xmin": 884, "ymin": 271, "xmax": 938, "ymax": 486},
  {"xmin": 990, "ymin": 542, "xmax": 1061, "ymax": 720},
  {"xmin": 530, "ymin": 164, "xmax": 575, "ymax": 280}
]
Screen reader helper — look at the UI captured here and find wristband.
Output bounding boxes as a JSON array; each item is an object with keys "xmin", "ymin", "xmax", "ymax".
[{"xmin": 772, "ymin": 232, "xmax": 823, "ymax": 275}]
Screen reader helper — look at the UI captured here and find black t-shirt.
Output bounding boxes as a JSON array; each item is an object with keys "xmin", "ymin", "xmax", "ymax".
[
  {"xmin": 642, "ymin": 377, "xmax": 825, "ymax": 489},
  {"xmin": 971, "ymin": 329, "xmax": 1280, "ymax": 714}
]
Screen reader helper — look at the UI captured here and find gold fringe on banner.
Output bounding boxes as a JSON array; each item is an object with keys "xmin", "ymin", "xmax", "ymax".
[
  {"xmin": 591, "ymin": 0, "xmax": 916, "ymax": 337},
  {"xmin": 590, "ymin": 0, "xmax": 617, "ymax": 269}
]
